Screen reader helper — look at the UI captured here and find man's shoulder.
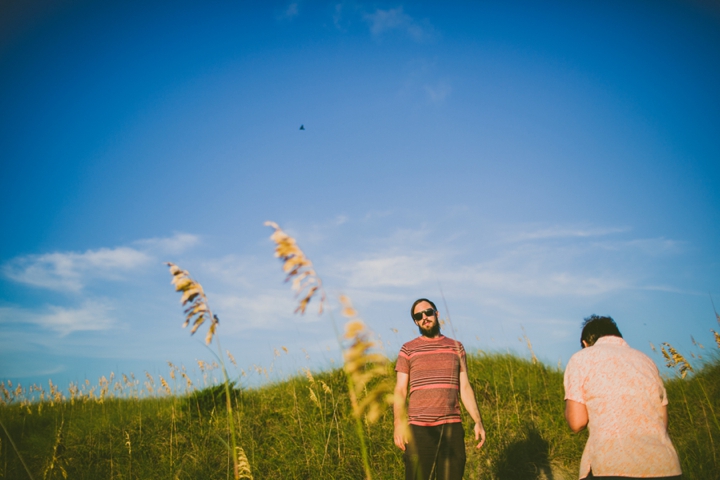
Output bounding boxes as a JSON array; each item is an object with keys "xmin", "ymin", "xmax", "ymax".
[
  {"xmin": 566, "ymin": 337, "xmax": 656, "ymax": 372},
  {"xmin": 400, "ymin": 337, "xmax": 421, "ymax": 349}
]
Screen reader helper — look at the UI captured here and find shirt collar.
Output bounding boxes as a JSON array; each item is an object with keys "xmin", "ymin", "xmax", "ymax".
[
  {"xmin": 419, "ymin": 334, "xmax": 445, "ymax": 341},
  {"xmin": 593, "ymin": 336, "xmax": 627, "ymax": 347}
]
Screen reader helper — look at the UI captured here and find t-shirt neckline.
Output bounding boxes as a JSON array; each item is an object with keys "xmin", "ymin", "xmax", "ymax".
[{"xmin": 418, "ymin": 334, "xmax": 445, "ymax": 342}]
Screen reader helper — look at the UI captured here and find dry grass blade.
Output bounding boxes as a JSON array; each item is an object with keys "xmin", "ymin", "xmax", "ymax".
[
  {"xmin": 712, "ymin": 329, "xmax": 720, "ymax": 349},
  {"xmin": 660, "ymin": 342, "xmax": 694, "ymax": 378},
  {"xmin": 340, "ymin": 295, "xmax": 394, "ymax": 423},
  {"xmin": 166, "ymin": 262, "xmax": 219, "ymax": 345},
  {"xmin": 521, "ymin": 327, "xmax": 538, "ymax": 365},
  {"xmin": 264, "ymin": 221, "xmax": 326, "ymax": 314},
  {"xmin": 236, "ymin": 446, "xmax": 254, "ymax": 479},
  {"xmin": 43, "ymin": 419, "xmax": 67, "ymax": 480}
]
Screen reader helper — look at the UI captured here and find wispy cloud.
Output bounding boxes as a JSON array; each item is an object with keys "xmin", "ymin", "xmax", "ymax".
[
  {"xmin": 424, "ymin": 81, "xmax": 452, "ymax": 104},
  {"xmin": 3, "ymin": 247, "xmax": 151, "ymax": 291},
  {"xmin": 134, "ymin": 232, "xmax": 200, "ymax": 254},
  {"xmin": 454, "ymin": 266, "xmax": 629, "ymax": 297},
  {"xmin": 279, "ymin": 2, "xmax": 300, "ymax": 20},
  {"xmin": 506, "ymin": 226, "xmax": 630, "ymax": 242},
  {"xmin": 345, "ymin": 254, "xmax": 439, "ymax": 288},
  {"xmin": 212, "ymin": 292, "xmax": 301, "ymax": 330},
  {"xmin": 591, "ymin": 237, "xmax": 681, "ymax": 255},
  {"xmin": 0, "ymin": 301, "xmax": 115, "ymax": 335},
  {"xmin": 3, "ymin": 233, "xmax": 197, "ymax": 292},
  {"xmin": 363, "ymin": 7, "xmax": 434, "ymax": 42},
  {"xmin": 327, "ymin": 223, "xmax": 680, "ymax": 303}
]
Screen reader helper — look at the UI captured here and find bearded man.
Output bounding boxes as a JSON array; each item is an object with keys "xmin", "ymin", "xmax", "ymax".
[{"xmin": 393, "ymin": 298, "xmax": 486, "ymax": 480}]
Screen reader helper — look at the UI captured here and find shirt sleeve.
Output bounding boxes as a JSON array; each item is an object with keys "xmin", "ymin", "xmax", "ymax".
[
  {"xmin": 564, "ymin": 354, "xmax": 586, "ymax": 404},
  {"xmin": 395, "ymin": 347, "xmax": 409, "ymax": 373},
  {"xmin": 458, "ymin": 343, "xmax": 467, "ymax": 373},
  {"xmin": 654, "ymin": 364, "xmax": 669, "ymax": 406}
]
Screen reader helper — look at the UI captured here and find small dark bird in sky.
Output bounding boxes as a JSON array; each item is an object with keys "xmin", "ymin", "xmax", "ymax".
[{"xmin": 299, "ymin": 124, "xmax": 305, "ymax": 130}]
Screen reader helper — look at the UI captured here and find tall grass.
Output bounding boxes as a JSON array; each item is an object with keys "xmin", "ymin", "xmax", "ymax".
[
  {"xmin": 1, "ymin": 222, "xmax": 717, "ymax": 479},
  {"xmin": 1, "ymin": 350, "xmax": 718, "ymax": 479},
  {"xmin": 665, "ymin": 353, "xmax": 720, "ymax": 478}
]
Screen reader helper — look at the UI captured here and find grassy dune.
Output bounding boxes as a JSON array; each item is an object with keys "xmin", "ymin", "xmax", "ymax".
[
  {"xmin": 3, "ymin": 229, "xmax": 718, "ymax": 479},
  {"xmin": 1, "ymin": 352, "xmax": 717, "ymax": 479}
]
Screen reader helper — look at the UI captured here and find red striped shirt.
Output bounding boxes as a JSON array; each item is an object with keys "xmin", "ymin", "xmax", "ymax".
[{"xmin": 395, "ymin": 335, "xmax": 467, "ymax": 426}]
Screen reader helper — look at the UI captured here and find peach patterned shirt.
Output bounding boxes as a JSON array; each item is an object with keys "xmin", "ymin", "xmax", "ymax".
[{"xmin": 564, "ymin": 336, "xmax": 681, "ymax": 479}]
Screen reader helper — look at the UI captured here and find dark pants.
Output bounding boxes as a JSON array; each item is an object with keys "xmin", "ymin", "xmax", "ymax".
[
  {"xmin": 404, "ymin": 423, "xmax": 466, "ymax": 480},
  {"xmin": 584, "ymin": 469, "xmax": 683, "ymax": 480}
]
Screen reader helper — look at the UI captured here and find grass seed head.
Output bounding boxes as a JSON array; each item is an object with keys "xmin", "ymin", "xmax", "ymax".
[
  {"xmin": 265, "ymin": 221, "xmax": 326, "ymax": 314},
  {"xmin": 340, "ymin": 295, "xmax": 395, "ymax": 423},
  {"xmin": 712, "ymin": 329, "xmax": 720, "ymax": 349},
  {"xmin": 308, "ymin": 387, "xmax": 321, "ymax": 408},
  {"xmin": 166, "ymin": 262, "xmax": 219, "ymax": 345},
  {"xmin": 236, "ymin": 446, "xmax": 254, "ymax": 479},
  {"xmin": 661, "ymin": 342, "xmax": 694, "ymax": 378}
]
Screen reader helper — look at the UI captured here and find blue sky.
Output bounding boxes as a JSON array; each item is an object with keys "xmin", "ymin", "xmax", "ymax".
[{"xmin": 1, "ymin": 0, "xmax": 719, "ymax": 391}]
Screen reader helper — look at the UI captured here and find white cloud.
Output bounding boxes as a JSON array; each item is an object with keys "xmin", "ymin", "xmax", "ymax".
[
  {"xmin": 424, "ymin": 82, "xmax": 452, "ymax": 104},
  {"xmin": 3, "ymin": 247, "xmax": 151, "ymax": 291},
  {"xmin": 454, "ymin": 266, "xmax": 629, "ymax": 297},
  {"xmin": 3, "ymin": 233, "xmax": 198, "ymax": 292},
  {"xmin": 0, "ymin": 301, "xmax": 115, "ymax": 335},
  {"xmin": 212, "ymin": 292, "xmax": 302, "ymax": 330},
  {"xmin": 324, "ymin": 222, "xmax": 683, "ymax": 304},
  {"xmin": 506, "ymin": 226, "xmax": 630, "ymax": 242},
  {"xmin": 591, "ymin": 237, "xmax": 681, "ymax": 255},
  {"xmin": 135, "ymin": 232, "xmax": 200, "ymax": 254},
  {"xmin": 363, "ymin": 7, "xmax": 434, "ymax": 42},
  {"xmin": 344, "ymin": 254, "xmax": 441, "ymax": 288},
  {"xmin": 283, "ymin": 2, "xmax": 299, "ymax": 19}
]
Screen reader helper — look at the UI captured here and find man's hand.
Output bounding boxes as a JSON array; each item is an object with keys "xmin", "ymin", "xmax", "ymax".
[
  {"xmin": 394, "ymin": 424, "xmax": 408, "ymax": 451},
  {"xmin": 474, "ymin": 422, "xmax": 486, "ymax": 449}
]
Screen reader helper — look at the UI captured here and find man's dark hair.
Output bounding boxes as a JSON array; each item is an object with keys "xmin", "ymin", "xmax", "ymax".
[
  {"xmin": 410, "ymin": 298, "xmax": 437, "ymax": 320},
  {"xmin": 580, "ymin": 315, "xmax": 622, "ymax": 348}
]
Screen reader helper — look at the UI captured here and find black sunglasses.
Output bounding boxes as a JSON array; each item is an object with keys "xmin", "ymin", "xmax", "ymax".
[{"xmin": 412, "ymin": 308, "xmax": 436, "ymax": 321}]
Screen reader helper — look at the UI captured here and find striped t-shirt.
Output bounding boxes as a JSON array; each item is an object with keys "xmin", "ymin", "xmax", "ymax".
[{"xmin": 395, "ymin": 335, "xmax": 467, "ymax": 426}]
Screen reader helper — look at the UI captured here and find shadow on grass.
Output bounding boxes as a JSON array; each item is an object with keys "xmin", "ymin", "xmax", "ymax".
[{"xmin": 495, "ymin": 425, "xmax": 554, "ymax": 480}]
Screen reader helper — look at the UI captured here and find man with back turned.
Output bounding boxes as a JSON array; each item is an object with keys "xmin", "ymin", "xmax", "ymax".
[
  {"xmin": 564, "ymin": 315, "xmax": 682, "ymax": 480},
  {"xmin": 394, "ymin": 298, "xmax": 486, "ymax": 480}
]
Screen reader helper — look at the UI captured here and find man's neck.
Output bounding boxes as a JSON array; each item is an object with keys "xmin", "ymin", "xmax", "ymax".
[{"xmin": 420, "ymin": 333, "xmax": 443, "ymax": 340}]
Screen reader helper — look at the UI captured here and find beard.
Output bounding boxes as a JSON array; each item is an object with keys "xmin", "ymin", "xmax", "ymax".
[{"xmin": 418, "ymin": 320, "xmax": 440, "ymax": 338}]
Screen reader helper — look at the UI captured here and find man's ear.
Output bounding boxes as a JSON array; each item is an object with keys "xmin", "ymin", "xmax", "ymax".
[{"xmin": 582, "ymin": 340, "xmax": 589, "ymax": 348}]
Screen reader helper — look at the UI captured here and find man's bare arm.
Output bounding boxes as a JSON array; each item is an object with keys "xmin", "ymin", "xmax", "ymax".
[
  {"xmin": 459, "ymin": 371, "xmax": 486, "ymax": 448},
  {"xmin": 393, "ymin": 372, "xmax": 410, "ymax": 451},
  {"xmin": 565, "ymin": 399, "xmax": 588, "ymax": 433}
]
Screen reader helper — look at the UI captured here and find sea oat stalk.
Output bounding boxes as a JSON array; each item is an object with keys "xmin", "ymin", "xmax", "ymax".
[
  {"xmin": 265, "ymin": 221, "xmax": 326, "ymax": 314},
  {"xmin": 167, "ymin": 262, "xmax": 219, "ymax": 345},
  {"xmin": 660, "ymin": 342, "xmax": 694, "ymax": 379},
  {"xmin": 166, "ymin": 262, "xmax": 244, "ymax": 480},
  {"xmin": 340, "ymin": 295, "xmax": 395, "ymax": 480}
]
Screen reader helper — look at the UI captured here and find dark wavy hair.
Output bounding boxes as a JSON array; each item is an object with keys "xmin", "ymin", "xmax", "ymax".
[
  {"xmin": 580, "ymin": 315, "xmax": 622, "ymax": 348},
  {"xmin": 410, "ymin": 298, "xmax": 438, "ymax": 321}
]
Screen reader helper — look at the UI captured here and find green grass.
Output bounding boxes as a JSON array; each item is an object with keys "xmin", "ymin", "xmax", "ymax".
[
  {"xmin": 1, "ymin": 352, "xmax": 717, "ymax": 479},
  {"xmin": 665, "ymin": 353, "xmax": 720, "ymax": 480}
]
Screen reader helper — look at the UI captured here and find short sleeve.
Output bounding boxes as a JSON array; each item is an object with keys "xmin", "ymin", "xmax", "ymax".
[
  {"xmin": 564, "ymin": 354, "xmax": 586, "ymax": 404},
  {"xmin": 395, "ymin": 348, "xmax": 409, "ymax": 374},
  {"xmin": 458, "ymin": 343, "xmax": 467, "ymax": 372},
  {"xmin": 655, "ymin": 364, "xmax": 668, "ymax": 406}
]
